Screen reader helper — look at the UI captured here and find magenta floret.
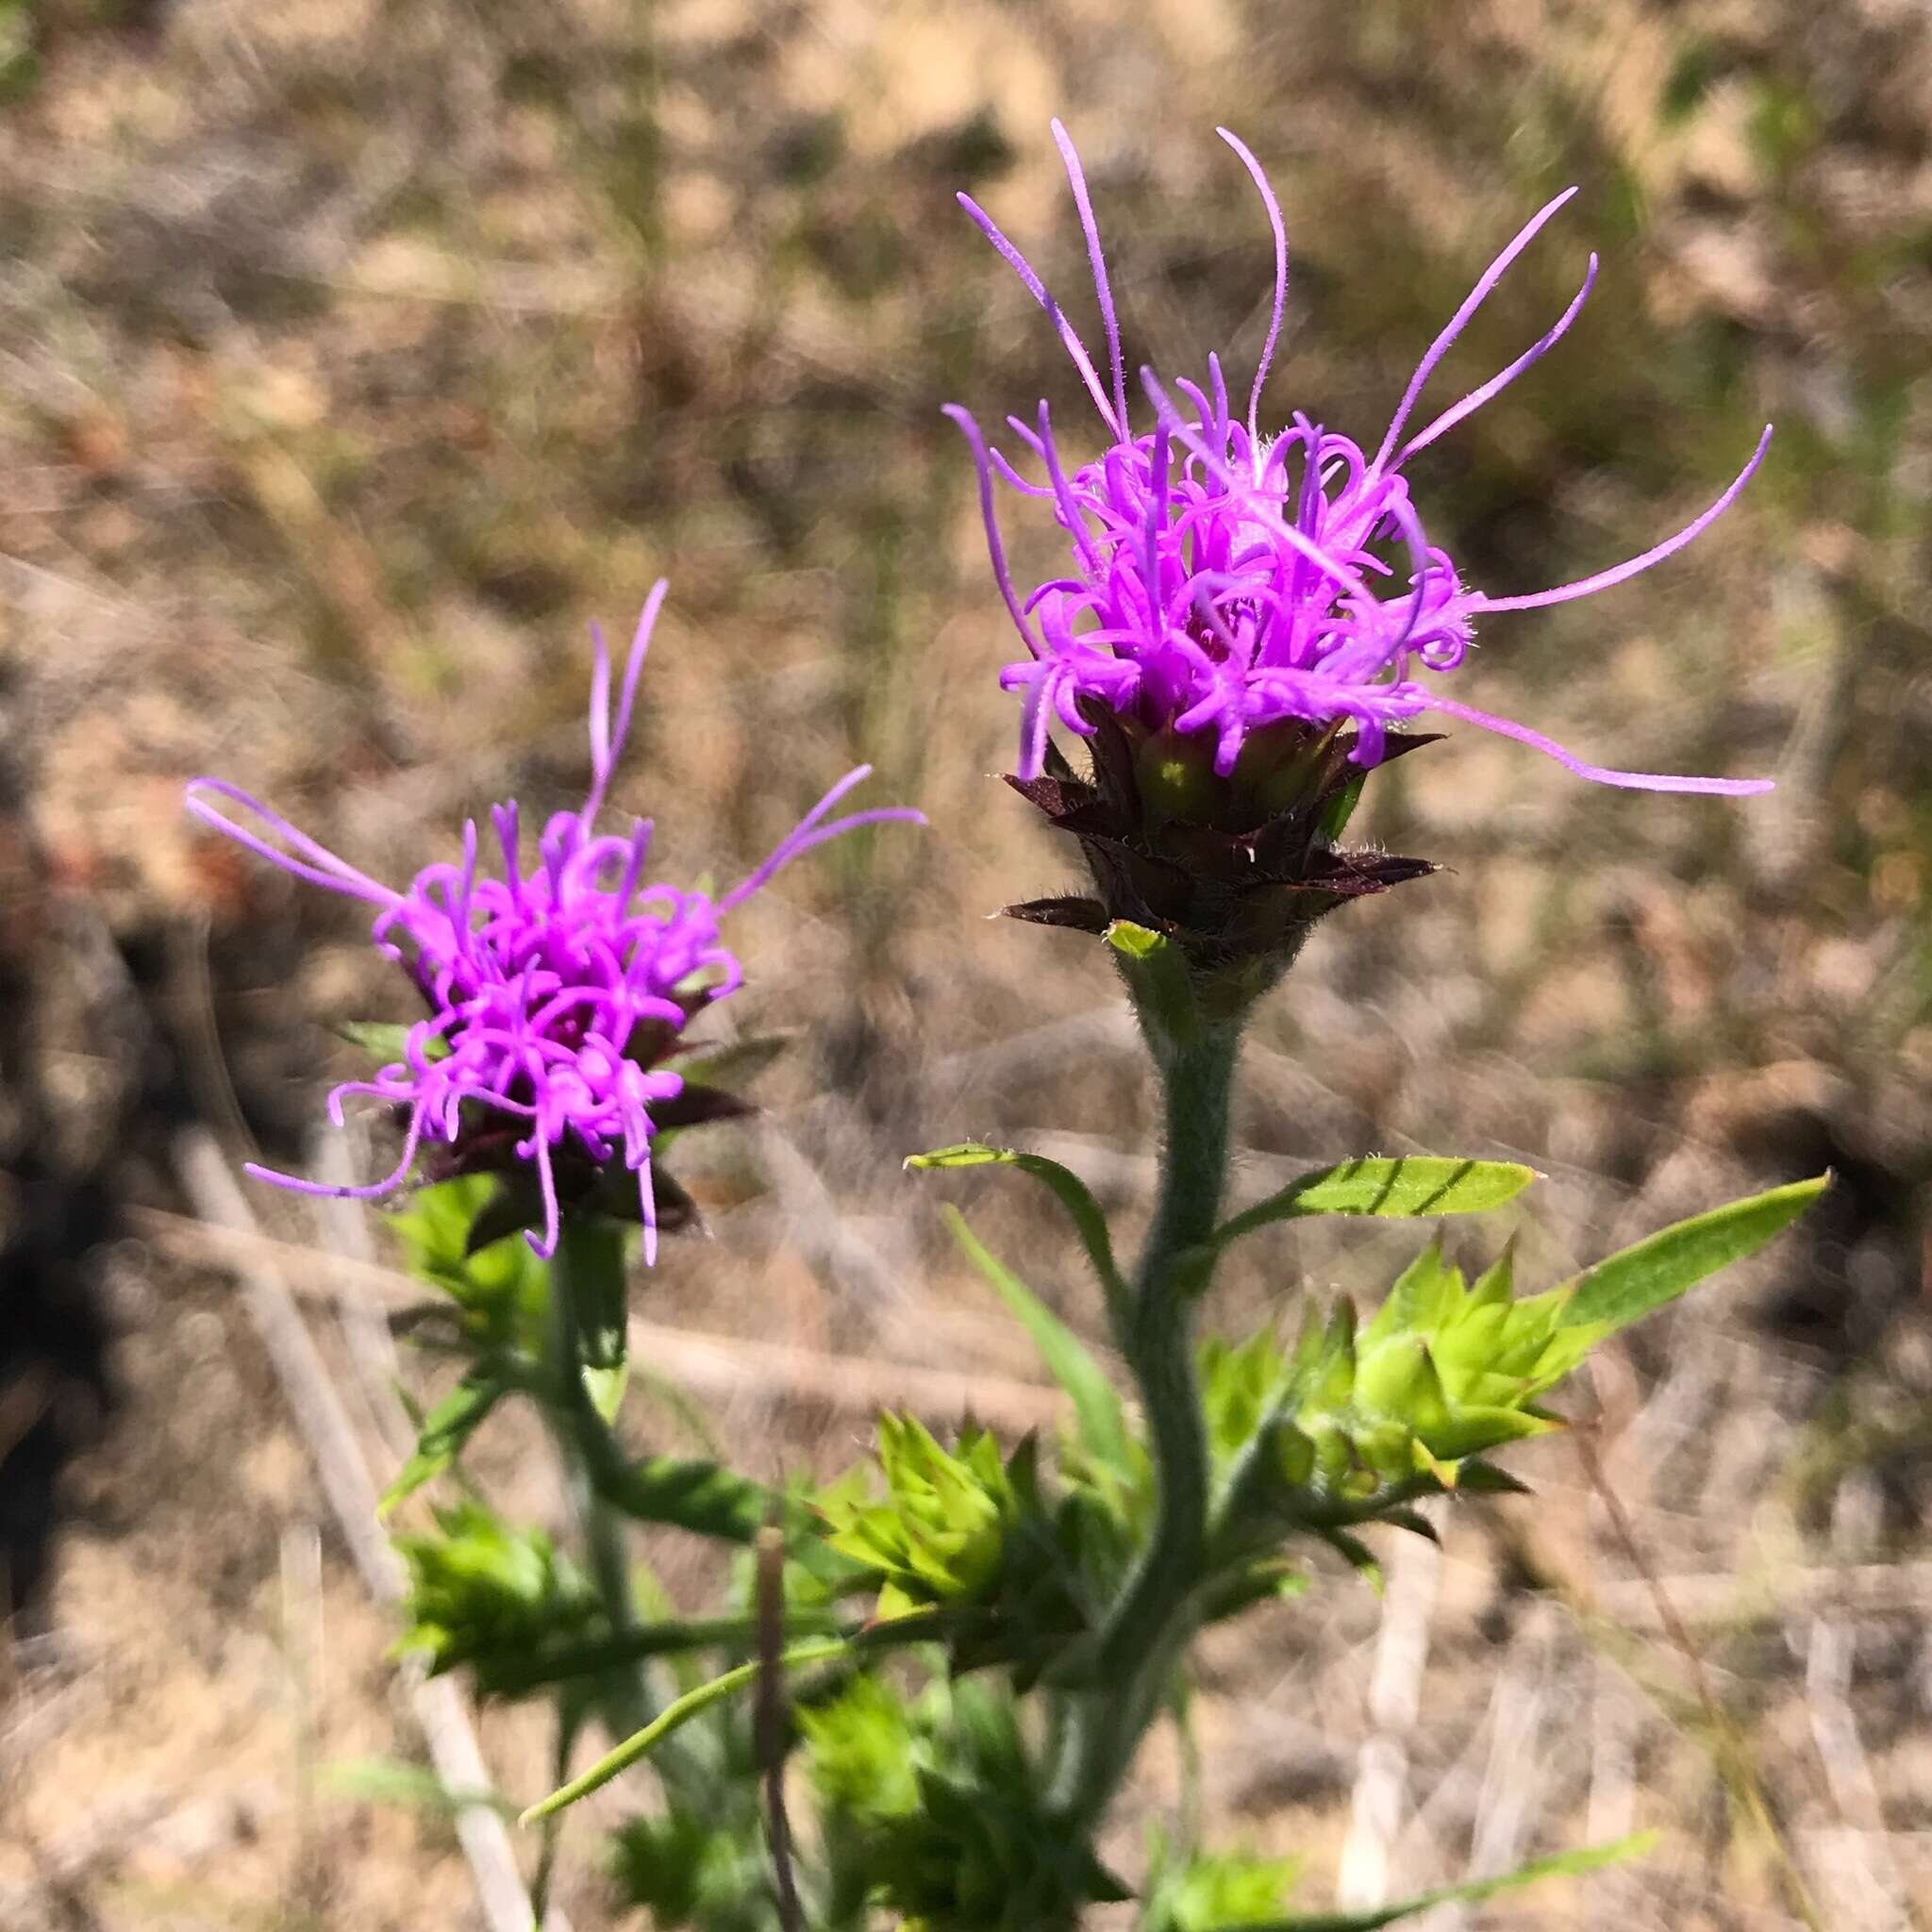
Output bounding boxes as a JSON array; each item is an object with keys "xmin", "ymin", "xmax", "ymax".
[
  {"xmin": 187, "ymin": 582, "xmax": 923, "ymax": 1259},
  {"xmin": 950, "ymin": 121, "xmax": 1774, "ymax": 797}
]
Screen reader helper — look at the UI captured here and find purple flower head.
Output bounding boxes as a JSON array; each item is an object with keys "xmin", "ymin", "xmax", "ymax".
[
  {"xmin": 950, "ymin": 121, "xmax": 1774, "ymax": 799},
  {"xmin": 186, "ymin": 582, "xmax": 923, "ymax": 1261}
]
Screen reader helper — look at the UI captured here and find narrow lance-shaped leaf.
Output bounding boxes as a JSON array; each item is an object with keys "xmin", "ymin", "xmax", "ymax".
[
  {"xmin": 1217, "ymin": 1831, "xmax": 1657, "ymax": 1931},
  {"xmin": 520, "ymin": 1637, "xmax": 853, "ymax": 1824},
  {"xmin": 461, "ymin": 1607, "xmax": 857, "ymax": 1698},
  {"xmin": 1213, "ymin": 1157, "xmax": 1540, "ymax": 1250},
  {"xmin": 320, "ymin": 1757, "xmax": 516, "ymax": 1820},
  {"xmin": 379, "ymin": 1369, "xmax": 507, "ymax": 1517},
  {"xmin": 1557, "ymin": 1174, "xmax": 1828, "ymax": 1335},
  {"xmin": 602, "ymin": 1453, "xmax": 778, "ymax": 1544},
  {"xmin": 908, "ymin": 1141, "xmax": 1128, "ymax": 1320},
  {"xmin": 662, "ymin": 1032, "xmax": 790, "ymax": 1089},
  {"xmin": 583, "ymin": 1450, "xmax": 858, "ymax": 1589},
  {"xmin": 940, "ymin": 1206, "xmax": 1132, "ymax": 1477},
  {"xmin": 338, "ymin": 1020, "xmax": 449, "ymax": 1064}
]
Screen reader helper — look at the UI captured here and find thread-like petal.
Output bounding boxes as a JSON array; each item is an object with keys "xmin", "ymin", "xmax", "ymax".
[{"xmin": 1472, "ymin": 427, "xmax": 1773, "ymax": 613}]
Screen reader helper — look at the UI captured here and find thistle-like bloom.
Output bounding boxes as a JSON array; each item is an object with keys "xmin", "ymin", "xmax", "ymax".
[
  {"xmin": 186, "ymin": 582, "xmax": 922, "ymax": 1259},
  {"xmin": 949, "ymin": 121, "xmax": 1774, "ymax": 796}
]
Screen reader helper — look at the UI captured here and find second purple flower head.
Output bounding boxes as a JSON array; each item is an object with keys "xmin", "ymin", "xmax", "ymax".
[{"xmin": 187, "ymin": 583, "xmax": 923, "ymax": 1259}]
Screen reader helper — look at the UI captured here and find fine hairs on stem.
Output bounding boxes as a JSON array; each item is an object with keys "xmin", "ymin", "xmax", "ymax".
[
  {"xmin": 1052, "ymin": 1020, "xmax": 1239, "ymax": 1829},
  {"xmin": 548, "ymin": 1221, "xmax": 657, "ymax": 1747}
]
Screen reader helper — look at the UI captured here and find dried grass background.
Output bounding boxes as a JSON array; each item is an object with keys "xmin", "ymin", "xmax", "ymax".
[{"xmin": 2, "ymin": 0, "xmax": 1931, "ymax": 1926}]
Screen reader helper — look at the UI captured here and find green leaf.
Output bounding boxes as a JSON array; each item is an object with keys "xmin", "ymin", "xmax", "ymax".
[
  {"xmin": 589, "ymin": 1454, "xmax": 854, "ymax": 1585},
  {"xmin": 391, "ymin": 1504, "xmax": 599, "ymax": 1689},
  {"xmin": 380, "ymin": 1370, "xmax": 507, "ymax": 1516},
  {"xmin": 604, "ymin": 1453, "xmax": 777, "ymax": 1545},
  {"xmin": 463, "ymin": 1177, "xmax": 551, "ymax": 1257},
  {"xmin": 1316, "ymin": 1527, "xmax": 1383, "ymax": 1594},
  {"xmin": 1449, "ymin": 1460, "xmax": 1531, "ymax": 1496},
  {"xmin": 1245, "ymin": 1179, "xmax": 1824, "ymax": 1527},
  {"xmin": 1200, "ymin": 1331, "xmax": 1292, "ymax": 1470},
  {"xmin": 319, "ymin": 1756, "xmax": 516, "ymax": 1820},
  {"xmin": 391, "ymin": 1176, "xmax": 549, "ymax": 1347},
  {"xmin": 1215, "ymin": 1158, "xmax": 1539, "ymax": 1249},
  {"xmin": 1146, "ymin": 1840, "xmax": 1305, "ymax": 1931},
  {"xmin": 940, "ymin": 1206, "xmax": 1131, "ymax": 1476},
  {"xmin": 908, "ymin": 1142, "xmax": 1128, "ymax": 1317},
  {"xmin": 1226, "ymin": 1831, "xmax": 1656, "ymax": 1930},
  {"xmin": 520, "ymin": 1637, "xmax": 851, "ymax": 1822},
  {"xmin": 1558, "ymin": 1175, "xmax": 1827, "ymax": 1335},
  {"xmin": 800, "ymin": 1674, "xmax": 923, "ymax": 1818},
  {"xmin": 337, "ymin": 1021, "xmax": 448, "ymax": 1064},
  {"xmin": 663, "ymin": 1032, "xmax": 789, "ymax": 1089},
  {"xmin": 1107, "ymin": 919, "xmax": 1201, "ymax": 1050},
  {"xmin": 820, "ymin": 1416, "xmax": 1017, "ymax": 1612},
  {"xmin": 583, "ymin": 1364, "xmax": 627, "ymax": 1424},
  {"xmin": 606, "ymin": 1807, "xmax": 771, "ymax": 1929},
  {"xmin": 1315, "ymin": 770, "xmax": 1367, "ymax": 844}
]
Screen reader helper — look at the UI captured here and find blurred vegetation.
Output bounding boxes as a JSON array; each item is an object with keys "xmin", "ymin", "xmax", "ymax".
[{"xmin": 1, "ymin": 0, "xmax": 1929, "ymax": 1926}]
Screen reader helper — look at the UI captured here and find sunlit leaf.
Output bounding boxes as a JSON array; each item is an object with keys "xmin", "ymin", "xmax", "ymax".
[
  {"xmin": 319, "ymin": 1756, "xmax": 515, "ymax": 1819},
  {"xmin": 337, "ymin": 1020, "xmax": 447, "ymax": 1064},
  {"xmin": 521, "ymin": 1637, "xmax": 852, "ymax": 1822},
  {"xmin": 379, "ymin": 1369, "xmax": 507, "ymax": 1516},
  {"xmin": 1227, "ymin": 1831, "xmax": 1656, "ymax": 1929},
  {"xmin": 1144, "ymin": 1836, "xmax": 1305, "ymax": 1931},
  {"xmin": 604, "ymin": 1453, "xmax": 776, "ymax": 1545},
  {"xmin": 391, "ymin": 1176, "xmax": 549, "ymax": 1347},
  {"xmin": 940, "ymin": 1206, "xmax": 1130, "ymax": 1475},
  {"xmin": 1214, "ymin": 1158, "xmax": 1539, "ymax": 1249},
  {"xmin": 1107, "ymin": 919, "xmax": 1201, "ymax": 1049},
  {"xmin": 908, "ymin": 1142, "xmax": 1127, "ymax": 1314},
  {"xmin": 392, "ymin": 1504, "xmax": 598, "ymax": 1690},
  {"xmin": 663, "ymin": 1032, "xmax": 790, "ymax": 1089},
  {"xmin": 582, "ymin": 1364, "xmax": 627, "ymax": 1424},
  {"xmin": 1557, "ymin": 1174, "xmax": 1828, "ymax": 1335}
]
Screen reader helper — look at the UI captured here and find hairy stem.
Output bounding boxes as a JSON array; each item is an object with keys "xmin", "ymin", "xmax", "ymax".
[
  {"xmin": 548, "ymin": 1220, "xmax": 657, "ymax": 1745},
  {"xmin": 475, "ymin": 1606, "xmax": 965, "ymax": 1699},
  {"xmin": 1053, "ymin": 1021, "xmax": 1240, "ymax": 1829}
]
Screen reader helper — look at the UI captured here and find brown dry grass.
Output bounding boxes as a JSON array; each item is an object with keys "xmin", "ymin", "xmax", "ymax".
[{"xmin": 3, "ymin": 0, "xmax": 1931, "ymax": 1925}]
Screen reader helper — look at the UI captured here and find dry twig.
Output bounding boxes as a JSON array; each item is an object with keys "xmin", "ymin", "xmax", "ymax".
[
  {"xmin": 1338, "ymin": 1524, "xmax": 1442, "ymax": 1910},
  {"xmin": 168, "ymin": 1128, "xmax": 565, "ymax": 1932},
  {"xmin": 133, "ymin": 1204, "xmax": 1068, "ymax": 1435}
]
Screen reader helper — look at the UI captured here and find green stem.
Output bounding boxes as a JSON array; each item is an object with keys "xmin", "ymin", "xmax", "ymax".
[
  {"xmin": 548, "ymin": 1220, "xmax": 656, "ymax": 1746},
  {"xmin": 522, "ymin": 1637, "xmax": 853, "ymax": 1825},
  {"xmin": 1053, "ymin": 1021, "xmax": 1240, "ymax": 1829},
  {"xmin": 465, "ymin": 1606, "xmax": 967, "ymax": 1699}
]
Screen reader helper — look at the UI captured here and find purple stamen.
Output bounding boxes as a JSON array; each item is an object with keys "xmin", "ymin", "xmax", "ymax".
[
  {"xmin": 957, "ymin": 192, "xmax": 1120, "ymax": 435},
  {"xmin": 1471, "ymin": 426, "xmax": 1774, "ymax": 613},
  {"xmin": 1050, "ymin": 119, "xmax": 1130, "ymax": 436},
  {"xmin": 1372, "ymin": 188, "xmax": 1580, "ymax": 474},
  {"xmin": 1426, "ymin": 696, "xmax": 1774, "ymax": 796},
  {"xmin": 1396, "ymin": 253, "xmax": 1598, "ymax": 464},
  {"xmin": 1215, "ymin": 126, "xmax": 1289, "ymax": 458},
  {"xmin": 943, "ymin": 404, "xmax": 1044, "ymax": 658}
]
